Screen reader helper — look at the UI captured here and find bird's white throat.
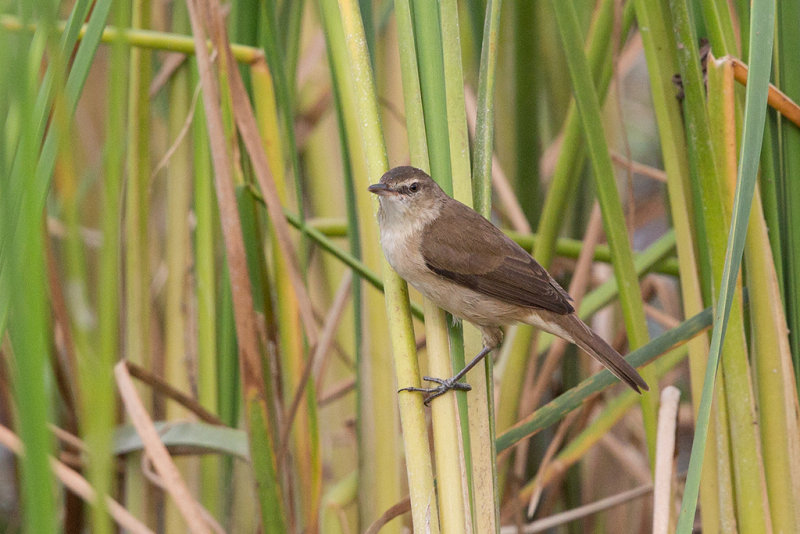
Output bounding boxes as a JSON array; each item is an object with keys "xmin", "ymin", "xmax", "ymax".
[{"xmin": 378, "ymin": 196, "xmax": 441, "ymax": 245}]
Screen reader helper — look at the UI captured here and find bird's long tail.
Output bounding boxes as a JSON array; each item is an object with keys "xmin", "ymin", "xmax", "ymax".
[{"xmin": 532, "ymin": 311, "xmax": 649, "ymax": 393}]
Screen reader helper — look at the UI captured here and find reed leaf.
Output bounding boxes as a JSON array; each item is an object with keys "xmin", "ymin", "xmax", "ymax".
[
  {"xmin": 552, "ymin": 0, "xmax": 656, "ymax": 458},
  {"xmin": 497, "ymin": 305, "xmax": 713, "ymax": 453}
]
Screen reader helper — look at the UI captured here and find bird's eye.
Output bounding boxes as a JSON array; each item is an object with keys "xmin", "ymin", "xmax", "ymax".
[{"xmin": 409, "ymin": 182, "xmax": 419, "ymax": 193}]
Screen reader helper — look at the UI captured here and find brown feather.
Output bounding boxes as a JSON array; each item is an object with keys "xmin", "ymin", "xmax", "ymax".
[
  {"xmin": 543, "ymin": 311, "xmax": 649, "ymax": 392},
  {"xmin": 421, "ymin": 199, "xmax": 574, "ymax": 314}
]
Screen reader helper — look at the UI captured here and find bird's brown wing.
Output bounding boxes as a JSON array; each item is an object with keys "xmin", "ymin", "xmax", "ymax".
[{"xmin": 421, "ymin": 199, "xmax": 574, "ymax": 314}]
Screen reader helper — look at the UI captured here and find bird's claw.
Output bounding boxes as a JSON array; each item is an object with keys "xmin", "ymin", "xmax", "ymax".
[{"xmin": 399, "ymin": 376, "xmax": 472, "ymax": 405}]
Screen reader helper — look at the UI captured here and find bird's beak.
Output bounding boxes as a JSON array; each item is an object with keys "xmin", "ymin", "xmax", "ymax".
[{"xmin": 368, "ymin": 183, "xmax": 392, "ymax": 196}]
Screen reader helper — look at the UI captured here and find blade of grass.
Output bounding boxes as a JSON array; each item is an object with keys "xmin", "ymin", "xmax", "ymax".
[
  {"xmin": 534, "ymin": 0, "xmax": 634, "ymax": 270},
  {"xmin": 279, "ymin": 0, "xmax": 305, "ymax": 94},
  {"xmin": 0, "ymin": 0, "xmax": 113, "ymax": 331},
  {"xmin": 10, "ymin": 1, "xmax": 121, "ymax": 530},
  {"xmin": 495, "ymin": 1, "xmax": 637, "ymax": 470},
  {"xmin": 551, "ymin": 0, "xmax": 656, "ymax": 459},
  {"xmin": 2, "ymin": 21, "xmax": 57, "ymax": 531}
]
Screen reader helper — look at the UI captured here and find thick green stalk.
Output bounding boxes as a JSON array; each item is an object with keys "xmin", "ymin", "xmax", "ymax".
[
  {"xmin": 440, "ymin": 8, "xmax": 478, "ymax": 452},
  {"xmin": 426, "ymin": 301, "xmax": 469, "ymax": 534},
  {"xmin": 632, "ymin": 0, "xmax": 720, "ymax": 528},
  {"xmin": 467, "ymin": 1, "xmax": 504, "ymax": 531},
  {"xmin": 164, "ymin": 8, "xmax": 195, "ymax": 531},
  {"xmin": 93, "ymin": 2, "xmax": 129, "ymax": 532},
  {"xmin": 704, "ymin": 6, "xmax": 800, "ymax": 529},
  {"xmin": 442, "ymin": 0, "xmax": 477, "ymax": 501},
  {"xmin": 777, "ymin": 0, "xmax": 800, "ymax": 389},
  {"xmin": 439, "ymin": 0, "xmax": 471, "ymax": 200},
  {"xmin": 329, "ymin": 1, "xmax": 404, "ymax": 530},
  {"xmin": 123, "ymin": 0, "xmax": 152, "ymax": 520},
  {"xmin": 511, "ymin": 0, "xmax": 540, "ymax": 226},
  {"xmin": 677, "ymin": 0, "xmax": 776, "ymax": 529},
  {"xmin": 745, "ymin": 187, "xmax": 800, "ymax": 533},
  {"xmin": 392, "ymin": 0, "xmax": 443, "ymax": 531},
  {"xmin": 192, "ymin": 76, "xmax": 221, "ymax": 518},
  {"xmin": 410, "ymin": 0, "xmax": 452, "ymax": 191},
  {"xmin": 407, "ymin": 0, "xmax": 470, "ymax": 530},
  {"xmin": 701, "ymin": 54, "xmax": 771, "ymax": 534}
]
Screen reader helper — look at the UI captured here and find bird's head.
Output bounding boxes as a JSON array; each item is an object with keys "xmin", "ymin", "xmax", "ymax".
[{"xmin": 368, "ymin": 166, "xmax": 446, "ymax": 225}]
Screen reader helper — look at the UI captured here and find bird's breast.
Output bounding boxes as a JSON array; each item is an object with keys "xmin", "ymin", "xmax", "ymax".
[
  {"xmin": 379, "ymin": 222, "xmax": 427, "ymax": 281},
  {"xmin": 380, "ymin": 226, "xmax": 524, "ymax": 327}
]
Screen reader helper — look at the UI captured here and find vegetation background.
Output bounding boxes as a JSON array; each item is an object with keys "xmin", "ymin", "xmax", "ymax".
[{"xmin": 0, "ymin": 0, "xmax": 798, "ymax": 532}]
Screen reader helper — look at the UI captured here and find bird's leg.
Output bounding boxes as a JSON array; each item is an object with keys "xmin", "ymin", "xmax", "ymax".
[{"xmin": 399, "ymin": 345, "xmax": 495, "ymax": 405}]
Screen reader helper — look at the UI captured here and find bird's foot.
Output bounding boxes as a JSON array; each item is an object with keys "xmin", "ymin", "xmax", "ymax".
[{"xmin": 399, "ymin": 376, "xmax": 472, "ymax": 405}]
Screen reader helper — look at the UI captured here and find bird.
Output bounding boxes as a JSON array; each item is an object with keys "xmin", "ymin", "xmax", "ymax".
[{"xmin": 368, "ymin": 166, "xmax": 648, "ymax": 404}]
